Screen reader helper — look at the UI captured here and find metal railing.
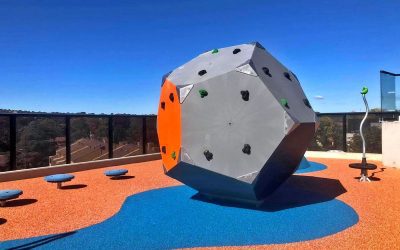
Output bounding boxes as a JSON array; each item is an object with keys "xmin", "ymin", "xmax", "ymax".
[
  {"xmin": 0, "ymin": 111, "xmax": 399, "ymax": 173},
  {"xmin": 0, "ymin": 113, "xmax": 159, "ymax": 172}
]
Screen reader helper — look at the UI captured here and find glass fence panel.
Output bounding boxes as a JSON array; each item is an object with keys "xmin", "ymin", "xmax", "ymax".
[
  {"xmin": 16, "ymin": 116, "xmax": 66, "ymax": 169},
  {"xmin": 308, "ymin": 115, "xmax": 344, "ymax": 151},
  {"xmin": 70, "ymin": 117, "xmax": 109, "ymax": 163},
  {"xmin": 346, "ymin": 114, "xmax": 381, "ymax": 153},
  {"xmin": 113, "ymin": 116, "xmax": 143, "ymax": 157},
  {"xmin": 145, "ymin": 116, "xmax": 160, "ymax": 153},
  {"xmin": 0, "ymin": 116, "xmax": 10, "ymax": 172}
]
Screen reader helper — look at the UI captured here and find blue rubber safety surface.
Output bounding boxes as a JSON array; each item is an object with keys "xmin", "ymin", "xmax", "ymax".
[
  {"xmin": 295, "ymin": 161, "xmax": 327, "ymax": 174},
  {"xmin": 1, "ymin": 178, "xmax": 358, "ymax": 250},
  {"xmin": 104, "ymin": 169, "xmax": 128, "ymax": 177},
  {"xmin": 44, "ymin": 174, "xmax": 74, "ymax": 183},
  {"xmin": 0, "ymin": 190, "xmax": 22, "ymax": 200}
]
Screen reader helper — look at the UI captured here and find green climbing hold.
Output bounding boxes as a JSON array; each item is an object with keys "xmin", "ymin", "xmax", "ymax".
[
  {"xmin": 171, "ymin": 151, "xmax": 176, "ymax": 160},
  {"xmin": 361, "ymin": 87, "xmax": 368, "ymax": 95},
  {"xmin": 211, "ymin": 49, "xmax": 219, "ymax": 54},
  {"xmin": 199, "ymin": 89, "xmax": 208, "ymax": 98},
  {"xmin": 280, "ymin": 98, "xmax": 289, "ymax": 108}
]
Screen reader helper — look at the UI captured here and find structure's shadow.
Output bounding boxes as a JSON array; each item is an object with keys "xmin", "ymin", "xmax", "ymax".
[
  {"xmin": 0, "ymin": 218, "xmax": 6, "ymax": 225},
  {"xmin": 192, "ymin": 175, "xmax": 347, "ymax": 212},
  {"xmin": 110, "ymin": 176, "xmax": 135, "ymax": 180},
  {"xmin": 5, "ymin": 232, "xmax": 76, "ymax": 250},
  {"xmin": 4, "ymin": 199, "xmax": 37, "ymax": 207},
  {"xmin": 61, "ymin": 184, "xmax": 87, "ymax": 190}
]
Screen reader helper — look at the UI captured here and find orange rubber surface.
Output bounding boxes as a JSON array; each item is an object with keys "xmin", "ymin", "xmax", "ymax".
[{"xmin": 1, "ymin": 158, "xmax": 400, "ymax": 249}]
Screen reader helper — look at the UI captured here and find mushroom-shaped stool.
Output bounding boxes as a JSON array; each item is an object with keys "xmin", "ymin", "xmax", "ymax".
[
  {"xmin": 0, "ymin": 189, "xmax": 23, "ymax": 207},
  {"xmin": 45, "ymin": 174, "xmax": 75, "ymax": 189},
  {"xmin": 104, "ymin": 169, "xmax": 128, "ymax": 179}
]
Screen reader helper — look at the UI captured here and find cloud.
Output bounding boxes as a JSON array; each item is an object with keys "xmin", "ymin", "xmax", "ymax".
[{"xmin": 314, "ymin": 95, "xmax": 324, "ymax": 100}]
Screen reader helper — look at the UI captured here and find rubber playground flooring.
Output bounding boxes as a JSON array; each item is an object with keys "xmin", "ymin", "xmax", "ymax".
[{"xmin": 1, "ymin": 158, "xmax": 399, "ymax": 249}]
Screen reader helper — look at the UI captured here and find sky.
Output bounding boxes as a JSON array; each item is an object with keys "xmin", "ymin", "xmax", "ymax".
[{"xmin": 0, "ymin": 0, "xmax": 399, "ymax": 114}]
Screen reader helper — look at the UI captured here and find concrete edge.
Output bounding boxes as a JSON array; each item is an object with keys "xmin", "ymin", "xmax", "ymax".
[
  {"xmin": 0, "ymin": 153, "xmax": 161, "ymax": 182},
  {"xmin": 305, "ymin": 151, "xmax": 382, "ymax": 161}
]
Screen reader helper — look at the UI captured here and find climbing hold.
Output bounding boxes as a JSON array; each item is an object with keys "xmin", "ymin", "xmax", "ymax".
[
  {"xmin": 233, "ymin": 48, "xmax": 241, "ymax": 54},
  {"xmin": 241, "ymin": 90, "xmax": 249, "ymax": 101},
  {"xmin": 198, "ymin": 70, "xmax": 207, "ymax": 76},
  {"xmin": 262, "ymin": 67, "xmax": 272, "ymax": 77},
  {"xmin": 171, "ymin": 151, "xmax": 176, "ymax": 160},
  {"xmin": 242, "ymin": 144, "xmax": 251, "ymax": 155},
  {"xmin": 169, "ymin": 93, "xmax": 174, "ymax": 102},
  {"xmin": 303, "ymin": 98, "xmax": 312, "ymax": 109},
  {"xmin": 161, "ymin": 146, "xmax": 166, "ymax": 154},
  {"xmin": 280, "ymin": 98, "xmax": 289, "ymax": 108},
  {"xmin": 161, "ymin": 102, "xmax": 165, "ymax": 110},
  {"xmin": 204, "ymin": 150, "xmax": 213, "ymax": 161},
  {"xmin": 284, "ymin": 72, "xmax": 292, "ymax": 81},
  {"xmin": 199, "ymin": 89, "xmax": 208, "ymax": 98},
  {"xmin": 211, "ymin": 49, "xmax": 219, "ymax": 54},
  {"xmin": 361, "ymin": 87, "xmax": 368, "ymax": 95}
]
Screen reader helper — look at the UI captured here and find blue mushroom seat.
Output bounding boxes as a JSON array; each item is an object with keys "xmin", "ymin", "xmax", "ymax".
[
  {"xmin": 0, "ymin": 189, "xmax": 23, "ymax": 207},
  {"xmin": 45, "ymin": 174, "xmax": 75, "ymax": 189},
  {"xmin": 104, "ymin": 169, "xmax": 128, "ymax": 177}
]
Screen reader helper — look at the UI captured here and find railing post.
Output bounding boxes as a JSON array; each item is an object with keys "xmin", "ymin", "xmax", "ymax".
[
  {"xmin": 108, "ymin": 116, "xmax": 113, "ymax": 159},
  {"xmin": 342, "ymin": 114, "xmax": 347, "ymax": 152},
  {"xmin": 65, "ymin": 116, "xmax": 71, "ymax": 164},
  {"xmin": 142, "ymin": 116, "xmax": 147, "ymax": 154},
  {"xmin": 9, "ymin": 115, "xmax": 17, "ymax": 170}
]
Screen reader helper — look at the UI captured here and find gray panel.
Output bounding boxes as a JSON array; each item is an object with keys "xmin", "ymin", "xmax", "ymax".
[
  {"xmin": 168, "ymin": 44, "xmax": 256, "ymax": 87},
  {"xmin": 251, "ymin": 47, "xmax": 316, "ymax": 123},
  {"xmin": 180, "ymin": 71, "xmax": 286, "ymax": 180}
]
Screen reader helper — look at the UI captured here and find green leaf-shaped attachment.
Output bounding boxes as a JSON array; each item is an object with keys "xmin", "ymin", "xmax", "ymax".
[
  {"xmin": 171, "ymin": 151, "xmax": 176, "ymax": 160},
  {"xmin": 280, "ymin": 98, "xmax": 289, "ymax": 108},
  {"xmin": 361, "ymin": 87, "xmax": 368, "ymax": 95},
  {"xmin": 211, "ymin": 49, "xmax": 219, "ymax": 54},
  {"xmin": 199, "ymin": 89, "xmax": 208, "ymax": 98}
]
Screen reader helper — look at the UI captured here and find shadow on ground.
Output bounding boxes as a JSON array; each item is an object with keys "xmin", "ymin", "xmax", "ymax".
[
  {"xmin": 60, "ymin": 184, "xmax": 87, "ymax": 190},
  {"xmin": 4, "ymin": 199, "xmax": 38, "ymax": 207},
  {"xmin": 5, "ymin": 232, "xmax": 75, "ymax": 250},
  {"xmin": 0, "ymin": 218, "xmax": 6, "ymax": 225},
  {"xmin": 192, "ymin": 175, "xmax": 347, "ymax": 212},
  {"xmin": 110, "ymin": 176, "xmax": 135, "ymax": 180},
  {"xmin": 352, "ymin": 167, "xmax": 385, "ymax": 182}
]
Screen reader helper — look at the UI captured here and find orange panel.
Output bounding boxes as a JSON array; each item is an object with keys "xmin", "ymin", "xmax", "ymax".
[{"xmin": 157, "ymin": 80, "xmax": 181, "ymax": 171}]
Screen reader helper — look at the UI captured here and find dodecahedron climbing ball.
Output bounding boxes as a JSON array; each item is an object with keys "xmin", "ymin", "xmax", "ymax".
[{"xmin": 157, "ymin": 42, "xmax": 317, "ymax": 203}]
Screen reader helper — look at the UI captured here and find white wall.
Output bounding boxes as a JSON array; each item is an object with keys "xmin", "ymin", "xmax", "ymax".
[{"xmin": 382, "ymin": 121, "xmax": 400, "ymax": 168}]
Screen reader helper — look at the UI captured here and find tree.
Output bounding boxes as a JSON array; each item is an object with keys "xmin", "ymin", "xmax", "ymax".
[
  {"xmin": 348, "ymin": 126, "xmax": 381, "ymax": 153},
  {"xmin": 308, "ymin": 116, "xmax": 343, "ymax": 151}
]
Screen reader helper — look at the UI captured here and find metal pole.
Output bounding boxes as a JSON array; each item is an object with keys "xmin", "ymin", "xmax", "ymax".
[
  {"xmin": 360, "ymin": 95, "xmax": 369, "ymax": 158},
  {"xmin": 142, "ymin": 117, "xmax": 147, "ymax": 154},
  {"xmin": 9, "ymin": 115, "xmax": 17, "ymax": 170},
  {"xmin": 108, "ymin": 116, "xmax": 113, "ymax": 159},
  {"xmin": 342, "ymin": 114, "xmax": 347, "ymax": 152},
  {"xmin": 65, "ymin": 116, "xmax": 71, "ymax": 164}
]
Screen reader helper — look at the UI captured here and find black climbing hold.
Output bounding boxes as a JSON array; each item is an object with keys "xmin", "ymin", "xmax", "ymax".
[
  {"xmin": 199, "ymin": 89, "xmax": 208, "ymax": 98},
  {"xmin": 241, "ymin": 90, "xmax": 249, "ymax": 101},
  {"xmin": 161, "ymin": 146, "xmax": 166, "ymax": 154},
  {"xmin": 242, "ymin": 144, "xmax": 251, "ymax": 155},
  {"xmin": 233, "ymin": 48, "xmax": 241, "ymax": 54},
  {"xmin": 198, "ymin": 70, "xmax": 207, "ymax": 76},
  {"xmin": 169, "ymin": 93, "xmax": 174, "ymax": 102},
  {"xmin": 284, "ymin": 72, "xmax": 292, "ymax": 81},
  {"xmin": 262, "ymin": 67, "xmax": 272, "ymax": 77},
  {"xmin": 303, "ymin": 98, "xmax": 312, "ymax": 109},
  {"xmin": 161, "ymin": 102, "xmax": 166, "ymax": 110},
  {"xmin": 204, "ymin": 150, "xmax": 213, "ymax": 161}
]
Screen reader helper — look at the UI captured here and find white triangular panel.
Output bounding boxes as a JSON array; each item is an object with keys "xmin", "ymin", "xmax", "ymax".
[
  {"xmin": 179, "ymin": 84, "xmax": 194, "ymax": 103},
  {"xmin": 235, "ymin": 64, "xmax": 258, "ymax": 77}
]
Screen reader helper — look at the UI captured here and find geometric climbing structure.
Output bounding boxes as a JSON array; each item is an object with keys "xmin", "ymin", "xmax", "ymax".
[{"xmin": 157, "ymin": 42, "xmax": 318, "ymax": 203}]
